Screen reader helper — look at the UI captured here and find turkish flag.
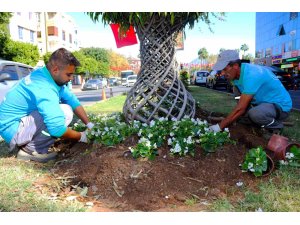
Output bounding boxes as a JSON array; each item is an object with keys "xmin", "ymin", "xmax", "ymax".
[{"xmin": 110, "ymin": 23, "xmax": 138, "ymax": 48}]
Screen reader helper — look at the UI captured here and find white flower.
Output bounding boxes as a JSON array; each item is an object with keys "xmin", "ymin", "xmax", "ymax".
[
  {"xmin": 148, "ymin": 133, "xmax": 153, "ymax": 138},
  {"xmin": 104, "ymin": 127, "xmax": 109, "ymax": 131},
  {"xmin": 138, "ymin": 129, "xmax": 142, "ymax": 136},
  {"xmin": 236, "ymin": 181, "xmax": 243, "ymax": 187},
  {"xmin": 279, "ymin": 160, "xmax": 288, "ymax": 165},
  {"xmin": 153, "ymin": 143, "xmax": 157, "ymax": 148},
  {"xmin": 255, "ymin": 207, "xmax": 263, "ymax": 212},
  {"xmin": 159, "ymin": 117, "xmax": 165, "ymax": 122},
  {"xmin": 174, "ymin": 143, "xmax": 181, "ymax": 153},
  {"xmin": 248, "ymin": 162, "xmax": 254, "ymax": 169},
  {"xmin": 171, "ymin": 117, "xmax": 177, "ymax": 122},
  {"xmin": 150, "ymin": 120, "xmax": 155, "ymax": 127},
  {"xmin": 224, "ymin": 128, "xmax": 229, "ymax": 132},
  {"xmin": 249, "ymin": 168, "xmax": 255, "ymax": 172},
  {"xmin": 168, "ymin": 138, "xmax": 173, "ymax": 145},
  {"xmin": 186, "ymin": 136, "xmax": 193, "ymax": 144},
  {"xmin": 286, "ymin": 152, "xmax": 294, "ymax": 159},
  {"xmin": 170, "ymin": 132, "xmax": 174, "ymax": 137}
]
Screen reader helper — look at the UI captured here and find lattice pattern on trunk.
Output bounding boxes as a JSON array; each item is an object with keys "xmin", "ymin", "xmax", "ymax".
[{"xmin": 123, "ymin": 14, "xmax": 195, "ymax": 123}]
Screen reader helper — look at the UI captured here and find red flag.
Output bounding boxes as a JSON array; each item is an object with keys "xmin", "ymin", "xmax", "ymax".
[{"xmin": 110, "ymin": 24, "xmax": 138, "ymax": 48}]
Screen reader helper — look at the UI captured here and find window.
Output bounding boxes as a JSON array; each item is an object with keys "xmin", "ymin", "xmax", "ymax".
[
  {"xmin": 1, "ymin": 65, "xmax": 18, "ymax": 80},
  {"xmin": 19, "ymin": 66, "xmax": 32, "ymax": 78},
  {"xmin": 62, "ymin": 30, "xmax": 66, "ymax": 41},
  {"xmin": 277, "ymin": 24, "xmax": 286, "ymax": 36},
  {"xmin": 69, "ymin": 34, "xmax": 72, "ymax": 43},
  {"xmin": 17, "ymin": 12, "xmax": 21, "ymax": 16},
  {"xmin": 290, "ymin": 12, "xmax": 298, "ymax": 20},
  {"xmin": 29, "ymin": 12, "xmax": 32, "ymax": 20},
  {"xmin": 18, "ymin": 26, "xmax": 23, "ymax": 40},
  {"xmin": 30, "ymin": 31, "xmax": 34, "ymax": 42},
  {"xmin": 265, "ymin": 48, "xmax": 272, "ymax": 57}
]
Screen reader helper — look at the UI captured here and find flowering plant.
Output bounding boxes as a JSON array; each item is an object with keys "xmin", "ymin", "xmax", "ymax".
[
  {"xmin": 241, "ymin": 146, "xmax": 268, "ymax": 177},
  {"xmin": 283, "ymin": 144, "xmax": 300, "ymax": 167},
  {"xmin": 199, "ymin": 129, "xmax": 232, "ymax": 153}
]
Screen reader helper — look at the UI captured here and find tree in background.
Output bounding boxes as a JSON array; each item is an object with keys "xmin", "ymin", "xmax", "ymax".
[
  {"xmin": 197, "ymin": 47, "xmax": 209, "ymax": 69},
  {"xmin": 72, "ymin": 51, "xmax": 102, "ymax": 77},
  {"xmin": 1, "ymin": 40, "xmax": 39, "ymax": 66},
  {"xmin": 80, "ymin": 47, "xmax": 111, "ymax": 76},
  {"xmin": 240, "ymin": 43, "xmax": 249, "ymax": 59},
  {"xmin": 88, "ymin": 12, "xmax": 224, "ymax": 123},
  {"xmin": 0, "ymin": 13, "xmax": 12, "ymax": 58},
  {"xmin": 107, "ymin": 50, "xmax": 130, "ymax": 76}
]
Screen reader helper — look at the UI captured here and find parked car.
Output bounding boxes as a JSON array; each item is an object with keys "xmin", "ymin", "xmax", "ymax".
[
  {"xmin": 0, "ymin": 60, "xmax": 34, "ymax": 103},
  {"xmin": 109, "ymin": 77, "xmax": 119, "ymax": 86},
  {"xmin": 206, "ymin": 70, "xmax": 228, "ymax": 89},
  {"xmin": 126, "ymin": 75, "xmax": 137, "ymax": 87},
  {"xmin": 265, "ymin": 66, "xmax": 294, "ymax": 90},
  {"xmin": 81, "ymin": 78, "xmax": 107, "ymax": 91},
  {"xmin": 192, "ymin": 70, "xmax": 210, "ymax": 85}
]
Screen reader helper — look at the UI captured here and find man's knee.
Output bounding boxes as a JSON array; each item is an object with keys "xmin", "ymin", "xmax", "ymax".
[{"xmin": 60, "ymin": 104, "xmax": 73, "ymax": 126}]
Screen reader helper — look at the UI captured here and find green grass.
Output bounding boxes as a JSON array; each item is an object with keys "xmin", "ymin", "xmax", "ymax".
[
  {"xmin": 84, "ymin": 94, "xmax": 126, "ymax": 114},
  {"xmin": 0, "ymin": 157, "xmax": 86, "ymax": 212}
]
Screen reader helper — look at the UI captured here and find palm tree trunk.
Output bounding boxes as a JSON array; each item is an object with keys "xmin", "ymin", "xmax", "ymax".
[{"xmin": 123, "ymin": 14, "xmax": 195, "ymax": 123}]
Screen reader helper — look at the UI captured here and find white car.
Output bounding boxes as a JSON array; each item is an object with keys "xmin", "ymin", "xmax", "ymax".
[
  {"xmin": 0, "ymin": 60, "xmax": 33, "ymax": 103},
  {"xmin": 192, "ymin": 70, "xmax": 210, "ymax": 85},
  {"xmin": 126, "ymin": 75, "xmax": 137, "ymax": 87}
]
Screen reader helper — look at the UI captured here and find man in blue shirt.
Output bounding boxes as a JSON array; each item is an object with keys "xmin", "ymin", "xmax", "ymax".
[
  {"xmin": 209, "ymin": 50, "xmax": 292, "ymax": 134},
  {"xmin": 0, "ymin": 48, "xmax": 93, "ymax": 162}
]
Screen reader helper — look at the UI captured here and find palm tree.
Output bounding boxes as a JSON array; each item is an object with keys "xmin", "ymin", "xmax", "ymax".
[
  {"xmin": 240, "ymin": 44, "xmax": 249, "ymax": 59},
  {"xmin": 197, "ymin": 47, "xmax": 208, "ymax": 69},
  {"xmin": 88, "ymin": 12, "xmax": 224, "ymax": 123}
]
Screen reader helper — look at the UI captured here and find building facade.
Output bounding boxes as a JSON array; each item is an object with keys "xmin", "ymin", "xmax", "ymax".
[
  {"xmin": 255, "ymin": 12, "xmax": 300, "ymax": 75},
  {"xmin": 36, "ymin": 12, "xmax": 81, "ymax": 54},
  {"xmin": 8, "ymin": 12, "xmax": 39, "ymax": 46}
]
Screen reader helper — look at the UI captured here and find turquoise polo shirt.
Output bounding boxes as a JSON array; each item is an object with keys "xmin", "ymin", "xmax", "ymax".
[
  {"xmin": 233, "ymin": 63, "xmax": 292, "ymax": 112},
  {"xmin": 0, "ymin": 67, "xmax": 81, "ymax": 144}
]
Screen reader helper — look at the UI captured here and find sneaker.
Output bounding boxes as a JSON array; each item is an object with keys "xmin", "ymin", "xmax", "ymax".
[{"xmin": 17, "ymin": 149, "xmax": 57, "ymax": 163}]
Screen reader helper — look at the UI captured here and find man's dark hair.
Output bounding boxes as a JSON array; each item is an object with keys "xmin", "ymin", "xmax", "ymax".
[{"xmin": 47, "ymin": 48, "xmax": 80, "ymax": 70}]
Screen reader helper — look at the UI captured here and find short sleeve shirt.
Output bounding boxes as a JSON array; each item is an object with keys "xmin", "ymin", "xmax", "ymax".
[{"xmin": 233, "ymin": 63, "xmax": 292, "ymax": 112}]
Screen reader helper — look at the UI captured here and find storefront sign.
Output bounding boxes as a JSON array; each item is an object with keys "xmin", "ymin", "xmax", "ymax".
[
  {"xmin": 272, "ymin": 59, "xmax": 282, "ymax": 64},
  {"xmin": 282, "ymin": 52, "xmax": 291, "ymax": 59},
  {"xmin": 272, "ymin": 54, "xmax": 282, "ymax": 60},
  {"xmin": 281, "ymin": 64, "xmax": 294, "ymax": 69},
  {"xmin": 291, "ymin": 50, "xmax": 298, "ymax": 57}
]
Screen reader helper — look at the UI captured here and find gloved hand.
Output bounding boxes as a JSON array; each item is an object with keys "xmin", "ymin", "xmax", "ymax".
[
  {"xmin": 79, "ymin": 131, "xmax": 88, "ymax": 143},
  {"xmin": 86, "ymin": 122, "xmax": 95, "ymax": 130},
  {"xmin": 208, "ymin": 124, "xmax": 222, "ymax": 132}
]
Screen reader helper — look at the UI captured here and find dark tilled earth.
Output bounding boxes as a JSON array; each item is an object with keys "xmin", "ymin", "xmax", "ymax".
[{"xmin": 51, "ymin": 108, "xmax": 271, "ymax": 211}]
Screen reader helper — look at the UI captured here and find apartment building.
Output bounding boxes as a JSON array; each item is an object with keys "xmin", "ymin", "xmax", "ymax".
[
  {"xmin": 8, "ymin": 12, "xmax": 39, "ymax": 46},
  {"xmin": 37, "ymin": 12, "xmax": 81, "ymax": 54},
  {"xmin": 255, "ymin": 12, "xmax": 300, "ymax": 75},
  {"xmin": 8, "ymin": 12, "xmax": 81, "ymax": 56}
]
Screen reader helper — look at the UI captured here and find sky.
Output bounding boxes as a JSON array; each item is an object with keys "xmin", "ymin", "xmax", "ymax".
[{"xmin": 68, "ymin": 12, "xmax": 256, "ymax": 64}]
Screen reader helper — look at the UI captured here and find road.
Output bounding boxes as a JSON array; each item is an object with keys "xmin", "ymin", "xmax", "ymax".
[
  {"xmin": 288, "ymin": 90, "xmax": 300, "ymax": 111},
  {"xmin": 72, "ymin": 85, "xmax": 131, "ymax": 106}
]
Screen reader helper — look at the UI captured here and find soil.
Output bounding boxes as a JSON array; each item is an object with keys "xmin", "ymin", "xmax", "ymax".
[{"xmin": 52, "ymin": 107, "xmax": 271, "ymax": 212}]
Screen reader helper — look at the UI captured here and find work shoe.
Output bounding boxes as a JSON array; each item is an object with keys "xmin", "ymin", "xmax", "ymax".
[
  {"xmin": 262, "ymin": 128, "xmax": 283, "ymax": 140},
  {"xmin": 17, "ymin": 149, "xmax": 57, "ymax": 163}
]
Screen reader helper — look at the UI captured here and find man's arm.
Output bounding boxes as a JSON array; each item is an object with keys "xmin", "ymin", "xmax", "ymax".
[
  {"xmin": 219, "ymin": 94, "xmax": 253, "ymax": 130},
  {"xmin": 74, "ymin": 105, "xmax": 90, "ymax": 125}
]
